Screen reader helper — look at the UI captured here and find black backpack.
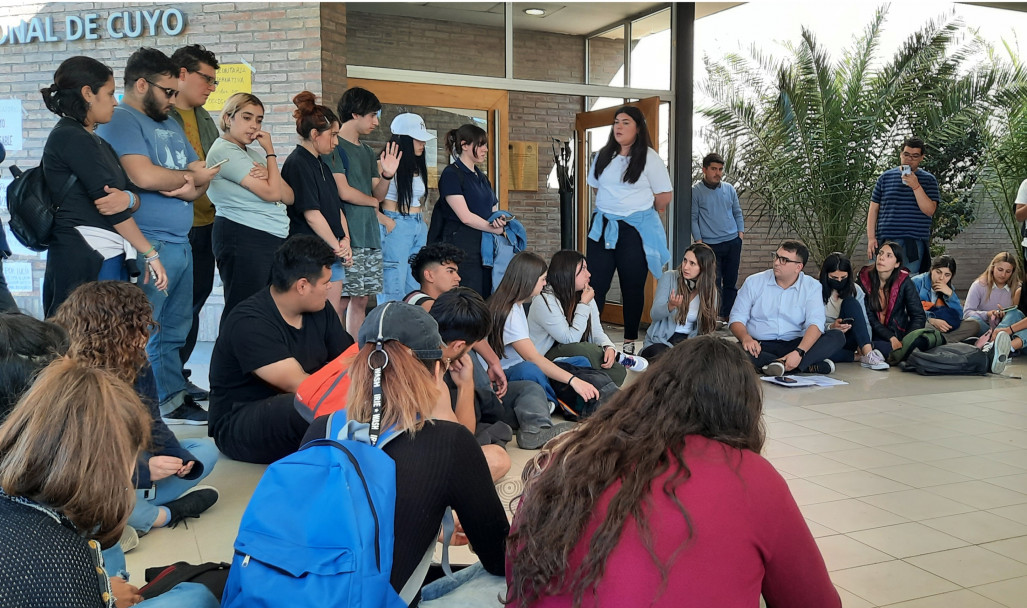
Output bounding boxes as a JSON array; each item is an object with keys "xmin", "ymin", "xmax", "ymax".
[
  {"xmin": 5, "ymin": 165, "xmax": 76, "ymax": 252},
  {"xmin": 900, "ymin": 343, "xmax": 989, "ymax": 376}
]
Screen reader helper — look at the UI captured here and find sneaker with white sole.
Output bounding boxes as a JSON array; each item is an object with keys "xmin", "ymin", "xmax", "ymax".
[
  {"xmin": 162, "ymin": 396, "xmax": 208, "ymax": 426},
  {"xmin": 164, "ymin": 486, "xmax": 219, "ymax": 528},
  {"xmin": 618, "ymin": 353, "xmax": 649, "ymax": 372},
  {"xmin": 517, "ymin": 422, "xmax": 576, "ymax": 450},
  {"xmin": 762, "ymin": 360, "xmax": 786, "ymax": 376},
  {"xmin": 990, "ymin": 331, "xmax": 1012, "ymax": 374},
  {"xmin": 805, "ymin": 359, "xmax": 836, "ymax": 375},
  {"xmin": 860, "ymin": 349, "xmax": 890, "ymax": 370}
]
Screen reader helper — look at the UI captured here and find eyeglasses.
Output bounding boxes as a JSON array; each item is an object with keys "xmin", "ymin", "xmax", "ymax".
[
  {"xmin": 900, "ymin": 151, "xmax": 923, "ymax": 159},
  {"xmin": 191, "ymin": 70, "xmax": 219, "ymax": 88},
  {"xmin": 145, "ymin": 79, "xmax": 179, "ymax": 99},
  {"xmin": 772, "ymin": 254, "xmax": 802, "ymax": 265}
]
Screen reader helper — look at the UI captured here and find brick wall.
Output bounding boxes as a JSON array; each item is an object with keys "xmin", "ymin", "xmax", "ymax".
[{"xmin": 0, "ymin": 2, "xmax": 327, "ymax": 322}]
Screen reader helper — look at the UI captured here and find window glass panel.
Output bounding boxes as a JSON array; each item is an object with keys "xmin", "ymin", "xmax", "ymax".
[
  {"xmin": 629, "ymin": 9, "xmax": 671, "ymax": 90},
  {"xmin": 588, "ymin": 25, "xmax": 625, "ymax": 87}
]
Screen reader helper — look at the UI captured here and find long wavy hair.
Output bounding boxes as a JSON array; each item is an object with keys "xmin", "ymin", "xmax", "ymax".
[
  {"xmin": 386, "ymin": 134, "xmax": 429, "ymax": 215},
  {"xmin": 507, "ymin": 336, "xmax": 764, "ymax": 607},
  {"xmin": 346, "ymin": 342, "xmax": 441, "ymax": 435},
  {"xmin": 487, "ymin": 251, "xmax": 548, "ymax": 356},
  {"xmin": 0, "ymin": 358, "xmax": 151, "ymax": 547},
  {"xmin": 53, "ymin": 281, "xmax": 155, "ymax": 385},
  {"xmin": 863, "ymin": 241, "xmax": 905, "ymax": 314},
  {"xmin": 675, "ymin": 243, "xmax": 719, "ymax": 335},
  {"xmin": 975, "ymin": 251, "xmax": 1020, "ymax": 300},
  {"xmin": 819, "ymin": 252, "xmax": 857, "ymax": 303},
  {"xmin": 542, "ymin": 250, "xmax": 592, "ymax": 342},
  {"xmin": 592, "ymin": 106, "xmax": 653, "ymax": 185}
]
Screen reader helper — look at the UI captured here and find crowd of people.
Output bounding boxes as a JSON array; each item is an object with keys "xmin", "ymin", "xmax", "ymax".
[{"xmin": 1, "ymin": 42, "xmax": 1026, "ymax": 608}]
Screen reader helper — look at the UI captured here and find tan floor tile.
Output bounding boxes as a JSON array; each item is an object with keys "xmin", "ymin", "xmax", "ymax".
[
  {"xmin": 803, "ymin": 400, "xmax": 887, "ymax": 417},
  {"xmin": 989, "ymin": 504, "xmax": 1027, "ymax": 527},
  {"xmin": 930, "ymin": 435, "xmax": 1017, "ymax": 456},
  {"xmin": 879, "ymin": 442, "xmax": 970, "ymax": 462},
  {"xmin": 860, "ymin": 489, "xmax": 976, "ymax": 521},
  {"xmin": 976, "ymin": 412, "xmax": 1027, "ymax": 430},
  {"xmin": 815, "ymin": 534, "xmax": 893, "ymax": 571},
  {"xmin": 894, "ymin": 392, "xmax": 996, "ymax": 408},
  {"xmin": 831, "ymin": 560, "xmax": 959, "ymax": 606},
  {"xmin": 801, "ymin": 499, "xmax": 909, "ymax": 533},
  {"xmin": 981, "ymin": 536, "xmax": 1027, "ymax": 565},
  {"xmin": 765, "ymin": 419, "xmax": 823, "ymax": 439},
  {"xmin": 795, "ymin": 417, "xmax": 873, "ymax": 434},
  {"xmin": 879, "ymin": 589, "xmax": 1007, "ymax": 607},
  {"xmin": 973, "ymin": 576, "xmax": 1027, "ymax": 606},
  {"xmin": 822, "ymin": 447, "xmax": 915, "ymax": 469},
  {"xmin": 924, "ymin": 481, "xmax": 1027, "ymax": 510},
  {"xmin": 921, "ymin": 511, "xmax": 1027, "ymax": 544},
  {"xmin": 869, "ymin": 463, "xmax": 972, "ymax": 488},
  {"xmin": 930, "ymin": 456, "xmax": 1027, "ymax": 480},
  {"xmin": 985, "ymin": 450, "xmax": 1027, "ymax": 468},
  {"xmin": 852, "ymin": 412, "xmax": 921, "ymax": 429},
  {"xmin": 785, "ymin": 478, "xmax": 849, "ymax": 506},
  {"xmin": 905, "ymin": 545, "xmax": 1027, "ymax": 587},
  {"xmin": 762, "ymin": 408, "xmax": 830, "ymax": 422},
  {"xmin": 760, "ymin": 438, "xmax": 811, "ymax": 459},
  {"xmin": 804, "ymin": 519, "xmax": 838, "ymax": 538},
  {"xmin": 981, "ymin": 430, "xmax": 1027, "ymax": 449},
  {"xmin": 805, "ymin": 470, "xmax": 911, "ymax": 498},
  {"xmin": 769, "ymin": 453, "xmax": 858, "ymax": 477},
  {"xmin": 987, "ymin": 473, "xmax": 1027, "ymax": 494},
  {"xmin": 777, "ymin": 433, "xmax": 868, "ymax": 453},
  {"xmin": 848, "ymin": 523, "xmax": 969, "ymax": 559},
  {"xmin": 836, "ymin": 586, "xmax": 875, "ymax": 608},
  {"xmin": 928, "ymin": 417, "xmax": 1009, "ymax": 435},
  {"xmin": 830, "ymin": 428, "xmax": 919, "ymax": 447}
]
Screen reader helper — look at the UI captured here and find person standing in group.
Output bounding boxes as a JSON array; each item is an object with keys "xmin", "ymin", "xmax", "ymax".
[
  {"xmin": 40, "ymin": 56, "xmax": 168, "ymax": 317},
  {"xmin": 378, "ymin": 113, "xmax": 434, "ymax": 303},
  {"xmin": 691, "ymin": 153, "xmax": 743, "ymax": 321},
  {"xmin": 431, "ymin": 123, "xmax": 508, "ymax": 298},
  {"xmin": 641, "ymin": 243, "xmax": 720, "ymax": 361},
  {"xmin": 866, "ymin": 137, "xmax": 940, "ymax": 272},
  {"xmin": 207, "ymin": 92, "xmax": 294, "ymax": 316},
  {"xmin": 280, "ymin": 91, "xmax": 352, "ymax": 324},
  {"xmin": 585, "ymin": 106, "xmax": 673, "ymax": 355},
  {"xmin": 167, "ymin": 44, "xmax": 220, "ymax": 404},
  {"xmin": 96, "ymin": 47, "xmax": 220, "ymax": 426},
  {"xmin": 324, "ymin": 87, "xmax": 400, "ymax": 338},
  {"xmin": 1017, "ymin": 179, "xmax": 1027, "ymax": 264}
]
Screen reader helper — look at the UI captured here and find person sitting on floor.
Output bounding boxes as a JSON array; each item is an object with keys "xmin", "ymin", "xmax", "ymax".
[
  {"xmin": 857, "ymin": 241, "xmax": 929, "ymax": 360},
  {"xmin": 729, "ymin": 239, "xmax": 844, "ymax": 376},
  {"xmin": 0, "ymin": 358, "xmax": 219, "ymax": 608},
  {"xmin": 209, "ymin": 235, "xmax": 353, "ymax": 464},
  {"xmin": 994, "ymin": 284, "xmax": 1026, "ymax": 357},
  {"xmin": 818, "ymin": 252, "xmax": 889, "ymax": 370},
  {"xmin": 0, "ymin": 313, "xmax": 68, "ymax": 419},
  {"xmin": 527, "ymin": 250, "xmax": 647, "ymax": 387},
  {"xmin": 506, "ymin": 336, "xmax": 840, "ymax": 608},
  {"xmin": 641, "ymin": 242, "xmax": 719, "ymax": 361},
  {"xmin": 911, "ymin": 254, "xmax": 971, "ymax": 343},
  {"xmin": 958, "ymin": 251, "xmax": 1020, "ymax": 340}
]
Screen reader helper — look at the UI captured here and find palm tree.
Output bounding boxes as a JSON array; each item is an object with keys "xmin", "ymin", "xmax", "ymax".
[{"xmin": 698, "ymin": 7, "xmax": 996, "ymax": 264}]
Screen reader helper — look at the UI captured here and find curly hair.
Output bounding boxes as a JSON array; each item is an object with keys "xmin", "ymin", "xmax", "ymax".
[
  {"xmin": 507, "ymin": 336, "xmax": 764, "ymax": 608},
  {"xmin": 52, "ymin": 282, "xmax": 155, "ymax": 384}
]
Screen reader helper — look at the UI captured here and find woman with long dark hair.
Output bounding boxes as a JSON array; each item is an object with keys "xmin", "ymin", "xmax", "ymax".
[
  {"xmin": 506, "ymin": 336, "xmax": 839, "ymax": 607},
  {"xmin": 641, "ymin": 243, "xmax": 719, "ymax": 361},
  {"xmin": 585, "ymin": 106, "xmax": 673, "ymax": 355},
  {"xmin": 819, "ymin": 252, "xmax": 889, "ymax": 369},
  {"xmin": 857, "ymin": 241, "xmax": 927, "ymax": 358},
  {"xmin": 487, "ymin": 252, "xmax": 599, "ymax": 410},
  {"xmin": 527, "ymin": 250, "xmax": 646, "ymax": 387},
  {"xmin": 430, "ymin": 123, "xmax": 508, "ymax": 297},
  {"xmin": 207, "ymin": 92, "xmax": 294, "ymax": 315},
  {"xmin": 40, "ymin": 56, "xmax": 167, "ymax": 316},
  {"xmin": 377, "ymin": 113, "xmax": 433, "ymax": 303},
  {"xmin": 910, "ymin": 255, "xmax": 973, "ymax": 342}
]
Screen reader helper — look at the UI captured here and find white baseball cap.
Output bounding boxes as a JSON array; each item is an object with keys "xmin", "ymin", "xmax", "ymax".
[{"xmin": 390, "ymin": 113, "xmax": 435, "ymax": 142}]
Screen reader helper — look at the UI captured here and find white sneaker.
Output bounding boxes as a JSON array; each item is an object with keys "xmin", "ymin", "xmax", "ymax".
[
  {"xmin": 762, "ymin": 361, "xmax": 786, "ymax": 376},
  {"xmin": 618, "ymin": 353, "xmax": 649, "ymax": 372},
  {"xmin": 860, "ymin": 349, "xmax": 890, "ymax": 371},
  {"xmin": 990, "ymin": 331, "xmax": 1012, "ymax": 374}
]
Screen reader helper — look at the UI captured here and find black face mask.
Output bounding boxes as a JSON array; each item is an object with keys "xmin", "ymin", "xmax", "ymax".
[{"xmin": 827, "ymin": 278, "xmax": 849, "ymax": 292}]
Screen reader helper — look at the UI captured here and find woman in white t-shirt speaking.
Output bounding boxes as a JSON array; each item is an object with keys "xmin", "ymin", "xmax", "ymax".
[{"xmin": 586, "ymin": 106, "xmax": 673, "ymax": 354}]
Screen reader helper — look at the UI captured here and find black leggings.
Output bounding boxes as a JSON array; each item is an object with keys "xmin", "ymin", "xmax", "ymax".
[{"xmin": 586, "ymin": 219, "xmax": 647, "ymax": 340}]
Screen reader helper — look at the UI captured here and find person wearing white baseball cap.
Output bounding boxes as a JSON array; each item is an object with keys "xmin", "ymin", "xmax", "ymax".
[{"xmin": 377, "ymin": 113, "xmax": 437, "ymax": 303}]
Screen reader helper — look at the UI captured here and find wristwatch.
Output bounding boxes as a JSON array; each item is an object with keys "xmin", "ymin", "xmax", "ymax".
[{"xmin": 794, "ymin": 347, "xmax": 807, "ymax": 358}]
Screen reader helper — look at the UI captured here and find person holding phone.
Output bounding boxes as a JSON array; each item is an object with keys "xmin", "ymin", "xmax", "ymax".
[
  {"xmin": 206, "ymin": 92, "xmax": 295, "ymax": 317},
  {"xmin": 641, "ymin": 243, "xmax": 720, "ymax": 361},
  {"xmin": 818, "ymin": 252, "xmax": 888, "ymax": 369}
]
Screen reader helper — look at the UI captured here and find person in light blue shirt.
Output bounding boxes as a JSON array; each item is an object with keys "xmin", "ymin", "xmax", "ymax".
[
  {"xmin": 691, "ymin": 153, "xmax": 744, "ymax": 319},
  {"xmin": 729, "ymin": 240, "xmax": 845, "ymax": 375}
]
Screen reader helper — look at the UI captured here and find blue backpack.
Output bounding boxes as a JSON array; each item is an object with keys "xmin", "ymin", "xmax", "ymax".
[{"xmin": 221, "ymin": 410, "xmax": 407, "ymax": 608}]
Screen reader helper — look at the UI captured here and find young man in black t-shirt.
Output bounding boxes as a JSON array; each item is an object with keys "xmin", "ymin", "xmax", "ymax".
[{"xmin": 209, "ymin": 235, "xmax": 352, "ymax": 464}]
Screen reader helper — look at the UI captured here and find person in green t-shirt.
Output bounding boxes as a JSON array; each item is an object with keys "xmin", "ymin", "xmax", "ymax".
[{"xmin": 323, "ymin": 87, "xmax": 400, "ymax": 338}]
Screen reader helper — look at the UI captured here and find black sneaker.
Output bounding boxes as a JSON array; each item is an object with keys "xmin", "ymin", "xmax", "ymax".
[
  {"xmin": 805, "ymin": 360, "xmax": 836, "ymax": 375},
  {"xmin": 517, "ymin": 422, "xmax": 576, "ymax": 450},
  {"xmin": 165, "ymin": 486, "xmax": 219, "ymax": 528},
  {"xmin": 162, "ymin": 396, "xmax": 208, "ymax": 426},
  {"xmin": 185, "ymin": 379, "xmax": 209, "ymax": 402}
]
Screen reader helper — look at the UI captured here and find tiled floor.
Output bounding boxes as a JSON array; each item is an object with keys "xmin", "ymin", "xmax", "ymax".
[{"xmin": 130, "ymin": 335, "xmax": 1027, "ymax": 607}]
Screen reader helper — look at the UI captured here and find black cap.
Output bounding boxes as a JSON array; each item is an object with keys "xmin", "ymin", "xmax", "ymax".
[{"xmin": 358, "ymin": 302, "xmax": 444, "ymax": 360}]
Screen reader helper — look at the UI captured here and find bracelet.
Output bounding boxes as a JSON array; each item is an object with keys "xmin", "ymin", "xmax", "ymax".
[
  {"xmin": 266, "ymin": 154, "xmax": 277, "ymax": 158},
  {"xmin": 381, "ymin": 172, "xmax": 394, "ymax": 180},
  {"xmin": 145, "ymin": 252, "xmax": 160, "ymax": 262},
  {"xmin": 142, "ymin": 246, "xmax": 155, "ymax": 257},
  {"xmin": 127, "ymin": 191, "xmax": 137, "ymax": 210},
  {"xmin": 913, "ymin": 185, "xmax": 921, "ymax": 191},
  {"xmin": 567, "ymin": 376, "xmax": 576, "ymax": 387}
]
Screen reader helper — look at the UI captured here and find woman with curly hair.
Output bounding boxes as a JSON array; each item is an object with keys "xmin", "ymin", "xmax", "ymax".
[
  {"xmin": 507, "ymin": 336, "xmax": 839, "ymax": 608},
  {"xmin": 53, "ymin": 282, "xmax": 219, "ymax": 546},
  {"xmin": 640, "ymin": 242, "xmax": 719, "ymax": 361}
]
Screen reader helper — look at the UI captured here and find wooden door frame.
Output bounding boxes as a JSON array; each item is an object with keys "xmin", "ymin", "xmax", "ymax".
[
  {"xmin": 348, "ymin": 78, "xmax": 509, "ymax": 208},
  {"xmin": 574, "ymin": 97, "xmax": 662, "ymax": 325}
]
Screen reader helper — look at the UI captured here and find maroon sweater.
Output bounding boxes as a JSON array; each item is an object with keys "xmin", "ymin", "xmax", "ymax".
[{"xmin": 512, "ymin": 435, "xmax": 839, "ymax": 608}]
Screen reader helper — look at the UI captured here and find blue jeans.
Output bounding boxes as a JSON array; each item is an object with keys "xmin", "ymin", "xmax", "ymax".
[
  {"xmin": 128, "ymin": 438, "xmax": 219, "ymax": 533},
  {"xmin": 378, "ymin": 210, "xmax": 427, "ymax": 303},
  {"xmin": 828, "ymin": 297, "xmax": 873, "ymax": 362},
  {"xmin": 504, "ymin": 356, "xmax": 591, "ymax": 405},
  {"xmin": 138, "ymin": 241, "xmax": 193, "ymax": 415},
  {"xmin": 98, "ymin": 254, "xmax": 128, "ymax": 281},
  {"xmin": 999, "ymin": 309, "xmax": 1027, "ymax": 351}
]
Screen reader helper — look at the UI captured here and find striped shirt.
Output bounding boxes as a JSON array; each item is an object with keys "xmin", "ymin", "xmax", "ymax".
[{"xmin": 871, "ymin": 167, "xmax": 939, "ymax": 240}]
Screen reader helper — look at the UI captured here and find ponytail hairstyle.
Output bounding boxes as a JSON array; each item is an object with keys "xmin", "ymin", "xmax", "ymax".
[
  {"xmin": 676, "ymin": 243, "xmax": 719, "ymax": 335},
  {"xmin": 543, "ymin": 250, "xmax": 592, "ymax": 342},
  {"xmin": 444, "ymin": 124, "xmax": 488, "ymax": 164},
  {"xmin": 40, "ymin": 56, "xmax": 114, "ymax": 124},
  {"xmin": 486, "ymin": 251, "xmax": 548, "ymax": 356},
  {"xmin": 386, "ymin": 134, "xmax": 429, "ymax": 215},
  {"xmin": 592, "ymin": 105, "xmax": 654, "ymax": 185},
  {"xmin": 864, "ymin": 241, "xmax": 905, "ymax": 314},
  {"xmin": 292, "ymin": 91, "xmax": 337, "ymax": 140}
]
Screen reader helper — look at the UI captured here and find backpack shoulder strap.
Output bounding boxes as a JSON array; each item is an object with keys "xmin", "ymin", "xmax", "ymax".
[{"xmin": 55, "ymin": 173, "xmax": 78, "ymax": 208}]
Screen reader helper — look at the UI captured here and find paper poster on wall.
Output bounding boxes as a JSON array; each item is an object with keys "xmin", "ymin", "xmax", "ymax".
[
  {"xmin": 3, "ymin": 261, "xmax": 33, "ymax": 293},
  {"xmin": 0, "ymin": 99, "xmax": 24, "ymax": 151},
  {"xmin": 203, "ymin": 64, "xmax": 252, "ymax": 112}
]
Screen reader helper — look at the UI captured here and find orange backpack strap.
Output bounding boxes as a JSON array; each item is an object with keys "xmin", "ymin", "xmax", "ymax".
[{"xmin": 294, "ymin": 343, "xmax": 359, "ymax": 423}]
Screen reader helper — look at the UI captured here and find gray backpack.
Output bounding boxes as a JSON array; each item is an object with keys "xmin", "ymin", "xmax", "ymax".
[{"xmin": 900, "ymin": 343, "xmax": 989, "ymax": 376}]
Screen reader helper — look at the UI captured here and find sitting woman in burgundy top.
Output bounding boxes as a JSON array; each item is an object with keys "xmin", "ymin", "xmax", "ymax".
[{"xmin": 506, "ymin": 335, "xmax": 839, "ymax": 608}]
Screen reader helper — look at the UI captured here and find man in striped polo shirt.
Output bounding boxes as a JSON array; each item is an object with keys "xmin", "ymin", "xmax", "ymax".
[{"xmin": 866, "ymin": 137, "xmax": 940, "ymax": 272}]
